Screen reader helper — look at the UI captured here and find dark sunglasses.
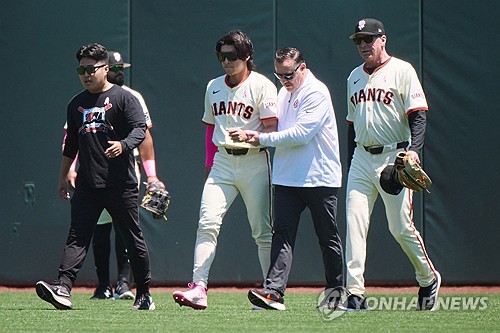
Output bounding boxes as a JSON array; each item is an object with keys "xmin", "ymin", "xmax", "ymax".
[
  {"xmin": 217, "ymin": 52, "xmax": 239, "ymax": 62},
  {"xmin": 76, "ymin": 64, "xmax": 107, "ymax": 75},
  {"xmin": 353, "ymin": 35, "xmax": 380, "ymax": 45},
  {"xmin": 109, "ymin": 65, "xmax": 124, "ymax": 73},
  {"xmin": 274, "ymin": 63, "xmax": 302, "ymax": 81}
]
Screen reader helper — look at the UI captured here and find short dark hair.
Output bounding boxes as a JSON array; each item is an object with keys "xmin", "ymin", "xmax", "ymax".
[
  {"xmin": 215, "ymin": 30, "xmax": 255, "ymax": 71},
  {"xmin": 76, "ymin": 43, "xmax": 108, "ymax": 64},
  {"xmin": 275, "ymin": 47, "xmax": 305, "ymax": 65}
]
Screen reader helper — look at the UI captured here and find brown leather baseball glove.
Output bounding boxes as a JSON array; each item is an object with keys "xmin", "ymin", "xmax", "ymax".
[{"xmin": 394, "ymin": 152, "xmax": 432, "ymax": 193}]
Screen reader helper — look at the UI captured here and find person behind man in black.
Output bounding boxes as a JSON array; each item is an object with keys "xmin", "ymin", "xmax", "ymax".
[
  {"xmin": 35, "ymin": 43, "xmax": 155, "ymax": 310},
  {"xmin": 83, "ymin": 51, "xmax": 163, "ymax": 301}
]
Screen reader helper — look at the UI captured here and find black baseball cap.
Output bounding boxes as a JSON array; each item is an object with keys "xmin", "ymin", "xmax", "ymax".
[
  {"xmin": 108, "ymin": 51, "xmax": 131, "ymax": 68},
  {"xmin": 349, "ymin": 18, "xmax": 385, "ymax": 39},
  {"xmin": 379, "ymin": 164, "xmax": 403, "ymax": 195}
]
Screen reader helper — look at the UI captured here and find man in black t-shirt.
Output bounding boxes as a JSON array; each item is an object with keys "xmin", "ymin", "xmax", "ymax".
[{"xmin": 35, "ymin": 43, "xmax": 155, "ymax": 311}]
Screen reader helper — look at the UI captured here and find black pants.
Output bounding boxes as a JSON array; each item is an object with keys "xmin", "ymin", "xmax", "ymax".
[
  {"xmin": 265, "ymin": 185, "xmax": 344, "ymax": 296},
  {"xmin": 58, "ymin": 185, "xmax": 150, "ymax": 294},
  {"xmin": 92, "ymin": 223, "xmax": 132, "ymax": 287}
]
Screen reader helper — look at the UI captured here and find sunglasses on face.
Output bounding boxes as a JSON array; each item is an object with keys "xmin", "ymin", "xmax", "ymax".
[
  {"xmin": 217, "ymin": 52, "xmax": 239, "ymax": 62},
  {"xmin": 109, "ymin": 65, "xmax": 124, "ymax": 73},
  {"xmin": 353, "ymin": 35, "xmax": 379, "ymax": 45},
  {"xmin": 274, "ymin": 63, "xmax": 302, "ymax": 81},
  {"xmin": 76, "ymin": 64, "xmax": 107, "ymax": 75}
]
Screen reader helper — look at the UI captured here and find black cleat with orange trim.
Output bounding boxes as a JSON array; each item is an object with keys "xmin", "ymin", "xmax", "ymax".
[{"xmin": 248, "ymin": 289, "xmax": 286, "ymax": 310}]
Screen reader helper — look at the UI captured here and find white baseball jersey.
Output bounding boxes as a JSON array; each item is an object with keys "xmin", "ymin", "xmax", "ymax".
[
  {"xmin": 345, "ymin": 56, "xmax": 437, "ymax": 296},
  {"xmin": 259, "ymin": 70, "xmax": 342, "ymax": 188},
  {"xmin": 202, "ymin": 71, "xmax": 278, "ymax": 149},
  {"xmin": 347, "ymin": 57, "xmax": 428, "ymax": 147},
  {"xmin": 123, "ymin": 85, "xmax": 152, "ymax": 128}
]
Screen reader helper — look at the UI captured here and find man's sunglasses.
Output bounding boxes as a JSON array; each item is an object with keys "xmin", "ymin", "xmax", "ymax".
[
  {"xmin": 274, "ymin": 63, "xmax": 302, "ymax": 81},
  {"xmin": 217, "ymin": 52, "xmax": 239, "ymax": 62},
  {"xmin": 353, "ymin": 35, "xmax": 380, "ymax": 45},
  {"xmin": 76, "ymin": 64, "xmax": 107, "ymax": 75},
  {"xmin": 109, "ymin": 65, "xmax": 125, "ymax": 73}
]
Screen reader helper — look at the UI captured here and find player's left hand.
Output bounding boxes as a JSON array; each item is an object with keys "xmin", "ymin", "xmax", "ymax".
[
  {"xmin": 244, "ymin": 130, "xmax": 260, "ymax": 145},
  {"xmin": 146, "ymin": 176, "xmax": 160, "ymax": 184},
  {"xmin": 394, "ymin": 151, "xmax": 432, "ymax": 193},
  {"xmin": 405, "ymin": 150, "xmax": 420, "ymax": 164},
  {"xmin": 146, "ymin": 180, "xmax": 165, "ymax": 192},
  {"xmin": 105, "ymin": 141, "xmax": 123, "ymax": 158},
  {"xmin": 141, "ymin": 181, "xmax": 170, "ymax": 220},
  {"xmin": 227, "ymin": 128, "xmax": 247, "ymax": 142}
]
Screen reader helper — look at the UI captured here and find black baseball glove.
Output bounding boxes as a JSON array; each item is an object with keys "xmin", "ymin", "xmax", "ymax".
[{"xmin": 140, "ymin": 181, "xmax": 171, "ymax": 220}]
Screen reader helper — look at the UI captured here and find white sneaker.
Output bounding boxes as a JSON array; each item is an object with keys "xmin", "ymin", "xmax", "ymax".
[{"xmin": 173, "ymin": 282, "xmax": 207, "ymax": 310}]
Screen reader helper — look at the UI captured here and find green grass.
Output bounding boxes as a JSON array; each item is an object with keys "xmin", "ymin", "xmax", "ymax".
[{"xmin": 0, "ymin": 290, "xmax": 499, "ymax": 332}]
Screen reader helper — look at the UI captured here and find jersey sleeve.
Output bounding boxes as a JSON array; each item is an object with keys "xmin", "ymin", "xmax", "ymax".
[
  {"xmin": 202, "ymin": 79, "xmax": 216, "ymax": 125},
  {"xmin": 402, "ymin": 63, "xmax": 428, "ymax": 113},
  {"xmin": 136, "ymin": 92, "xmax": 152, "ymax": 128},
  {"xmin": 124, "ymin": 87, "xmax": 152, "ymax": 128},
  {"xmin": 346, "ymin": 70, "xmax": 357, "ymax": 123},
  {"xmin": 258, "ymin": 78, "xmax": 278, "ymax": 120}
]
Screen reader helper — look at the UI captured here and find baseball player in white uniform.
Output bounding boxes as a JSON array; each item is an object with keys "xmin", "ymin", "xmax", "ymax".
[
  {"xmin": 173, "ymin": 30, "xmax": 277, "ymax": 310},
  {"xmin": 345, "ymin": 18, "xmax": 440, "ymax": 311}
]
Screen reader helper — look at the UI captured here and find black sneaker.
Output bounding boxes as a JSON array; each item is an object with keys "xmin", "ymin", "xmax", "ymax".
[
  {"xmin": 114, "ymin": 281, "xmax": 135, "ymax": 300},
  {"xmin": 90, "ymin": 285, "xmax": 113, "ymax": 300},
  {"xmin": 35, "ymin": 280, "xmax": 73, "ymax": 310},
  {"xmin": 131, "ymin": 292, "xmax": 156, "ymax": 310},
  {"xmin": 248, "ymin": 289, "xmax": 286, "ymax": 310},
  {"xmin": 418, "ymin": 271, "xmax": 441, "ymax": 311},
  {"xmin": 344, "ymin": 294, "xmax": 369, "ymax": 311}
]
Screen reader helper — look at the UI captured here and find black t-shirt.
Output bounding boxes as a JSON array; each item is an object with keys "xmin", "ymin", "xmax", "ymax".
[{"xmin": 64, "ymin": 84, "xmax": 146, "ymax": 189}]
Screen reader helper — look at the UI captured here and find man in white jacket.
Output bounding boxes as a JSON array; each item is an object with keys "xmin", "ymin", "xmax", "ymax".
[{"xmin": 229, "ymin": 47, "xmax": 344, "ymax": 311}]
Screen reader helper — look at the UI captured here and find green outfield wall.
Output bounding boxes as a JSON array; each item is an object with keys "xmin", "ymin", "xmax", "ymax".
[{"xmin": 1, "ymin": 0, "xmax": 498, "ymax": 287}]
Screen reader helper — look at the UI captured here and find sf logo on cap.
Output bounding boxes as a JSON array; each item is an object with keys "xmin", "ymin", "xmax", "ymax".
[
  {"xmin": 358, "ymin": 20, "xmax": 366, "ymax": 30},
  {"xmin": 113, "ymin": 52, "xmax": 122, "ymax": 63}
]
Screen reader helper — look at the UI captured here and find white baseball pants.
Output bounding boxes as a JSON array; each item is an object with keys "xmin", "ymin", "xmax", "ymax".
[
  {"xmin": 345, "ymin": 146, "xmax": 438, "ymax": 296},
  {"xmin": 192, "ymin": 148, "xmax": 272, "ymax": 288}
]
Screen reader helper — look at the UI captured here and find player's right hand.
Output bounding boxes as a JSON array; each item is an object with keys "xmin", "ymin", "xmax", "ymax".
[{"xmin": 105, "ymin": 141, "xmax": 123, "ymax": 158}]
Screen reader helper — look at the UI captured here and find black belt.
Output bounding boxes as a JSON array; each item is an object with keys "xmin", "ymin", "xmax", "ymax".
[
  {"xmin": 224, "ymin": 148, "xmax": 266, "ymax": 155},
  {"xmin": 363, "ymin": 141, "xmax": 408, "ymax": 155}
]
